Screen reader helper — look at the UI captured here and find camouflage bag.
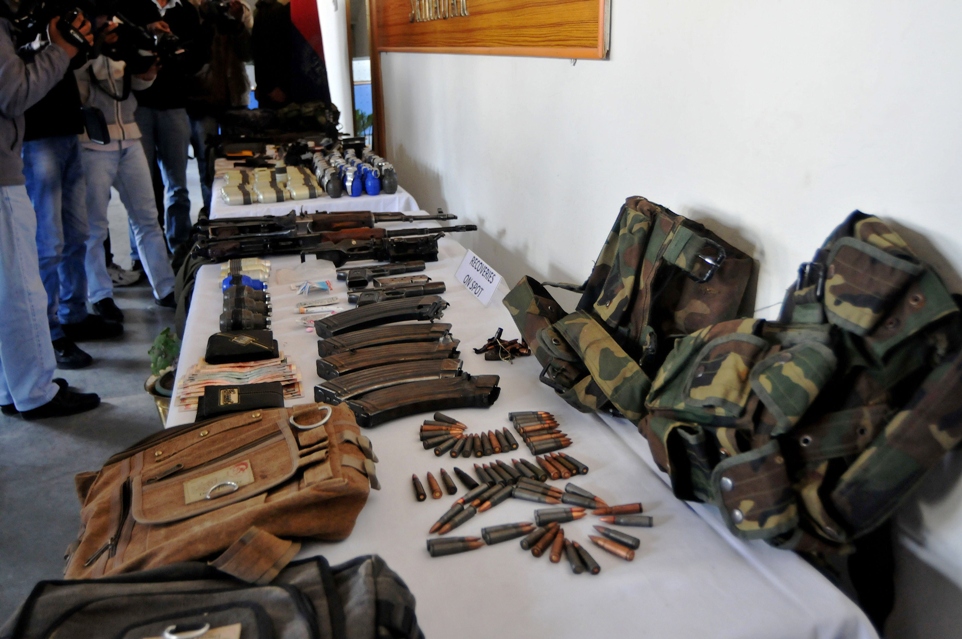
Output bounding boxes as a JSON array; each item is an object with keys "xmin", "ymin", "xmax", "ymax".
[
  {"xmin": 503, "ymin": 196, "xmax": 753, "ymax": 420},
  {"xmin": 643, "ymin": 212, "xmax": 962, "ymax": 553}
]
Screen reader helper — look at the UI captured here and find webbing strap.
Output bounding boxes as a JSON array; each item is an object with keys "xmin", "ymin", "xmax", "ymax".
[
  {"xmin": 661, "ymin": 224, "xmax": 724, "ymax": 281},
  {"xmin": 342, "ymin": 455, "xmax": 381, "ymax": 490},
  {"xmin": 210, "ymin": 527, "xmax": 301, "ymax": 584}
]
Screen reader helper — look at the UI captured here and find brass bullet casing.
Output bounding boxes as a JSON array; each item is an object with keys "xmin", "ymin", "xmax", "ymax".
[
  {"xmin": 520, "ymin": 458, "xmax": 548, "ymax": 481},
  {"xmin": 560, "ymin": 493, "xmax": 601, "ymax": 509},
  {"xmin": 429, "ymin": 503, "xmax": 464, "ymax": 533},
  {"xmin": 589, "ymin": 535, "xmax": 635, "ymax": 561},
  {"xmin": 450, "ymin": 437, "xmax": 468, "ymax": 458},
  {"xmin": 439, "ymin": 468, "xmax": 457, "ymax": 495},
  {"xmin": 502, "ymin": 427, "xmax": 519, "ymax": 450},
  {"xmin": 550, "ymin": 453, "xmax": 579, "ymax": 475},
  {"xmin": 531, "ymin": 522, "xmax": 560, "ymax": 558},
  {"xmin": 536, "ymin": 456, "xmax": 561, "ymax": 480},
  {"xmin": 412, "ymin": 474, "xmax": 426, "ymax": 502},
  {"xmin": 549, "ymin": 527, "xmax": 566, "ymax": 563},
  {"xmin": 496, "ymin": 459, "xmax": 522, "ymax": 483},
  {"xmin": 508, "ymin": 410, "xmax": 551, "ymax": 419},
  {"xmin": 423, "ymin": 434, "xmax": 454, "ymax": 449},
  {"xmin": 453, "ymin": 467, "xmax": 479, "ymax": 490},
  {"xmin": 458, "ymin": 484, "xmax": 491, "ymax": 506},
  {"xmin": 478, "ymin": 484, "xmax": 513, "ymax": 512},
  {"xmin": 512, "ymin": 458, "xmax": 537, "ymax": 480},
  {"xmin": 488, "ymin": 430, "xmax": 501, "ymax": 454},
  {"xmin": 529, "ymin": 438, "xmax": 572, "ymax": 455},
  {"xmin": 520, "ymin": 524, "xmax": 551, "ymax": 550},
  {"xmin": 488, "ymin": 462, "xmax": 513, "ymax": 484},
  {"xmin": 565, "ymin": 482, "xmax": 599, "ymax": 501},
  {"xmin": 433, "ymin": 412, "xmax": 459, "ymax": 424},
  {"xmin": 517, "ymin": 422, "xmax": 558, "ymax": 435},
  {"xmin": 511, "ymin": 487, "xmax": 561, "ymax": 505},
  {"xmin": 425, "ymin": 472, "xmax": 442, "ymax": 499},
  {"xmin": 435, "ymin": 436, "xmax": 461, "ymax": 456},
  {"xmin": 438, "ymin": 505, "xmax": 477, "ymax": 534},
  {"xmin": 534, "ymin": 507, "xmax": 585, "ymax": 526},
  {"xmin": 481, "ymin": 522, "xmax": 536, "ymax": 545},
  {"xmin": 539, "ymin": 455, "xmax": 570, "ymax": 479},
  {"xmin": 480, "ymin": 432, "xmax": 494, "ymax": 457},
  {"xmin": 495, "ymin": 429, "xmax": 510, "ymax": 452},
  {"xmin": 564, "ymin": 539, "xmax": 585, "ymax": 574},
  {"xmin": 420, "ymin": 424, "xmax": 465, "ymax": 432},
  {"xmin": 472, "ymin": 483, "xmax": 503, "ymax": 508},
  {"xmin": 593, "ymin": 503, "xmax": 645, "ymax": 516},
  {"xmin": 426, "ymin": 536, "xmax": 483, "ymax": 557},
  {"xmin": 599, "ymin": 514, "xmax": 653, "ymax": 527},
  {"xmin": 558, "ymin": 452, "xmax": 589, "ymax": 475},
  {"xmin": 524, "ymin": 431, "xmax": 564, "ymax": 444},
  {"xmin": 593, "ymin": 525, "xmax": 641, "ymax": 550},
  {"xmin": 473, "ymin": 434, "xmax": 484, "ymax": 458},
  {"xmin": 572, "ymin": 541, "xmax": 601, "ymax": 575}
]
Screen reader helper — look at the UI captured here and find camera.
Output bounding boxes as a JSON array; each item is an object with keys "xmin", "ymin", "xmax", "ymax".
[
  {"xmin": 11, "ymin": 0, "xmax": 92, "ymax": 55},
  {"xmin": 97, "ymin": 13, "xmax": 189, "ymax": 75}
]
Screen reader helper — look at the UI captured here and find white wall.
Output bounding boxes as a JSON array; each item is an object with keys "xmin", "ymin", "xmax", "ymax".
[{"xmin": 377, "ymin": 0, "xmax": 962, "ymax": 632}]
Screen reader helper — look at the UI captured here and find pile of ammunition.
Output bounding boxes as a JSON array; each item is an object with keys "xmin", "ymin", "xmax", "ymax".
[
  {"xmin": 473, "ymin": 328, "xmax": 531, "ymax": 361},
  {"xmin": 420, "ymin": 412, "xmax": 519, "ymax": 458},
  {"xmin": 510, "ymin": 411, "xmax": 572, "ymax": 455},
  {"xmin": 411, "ymin": 468, "xmax": 460, "ymax": 500}
]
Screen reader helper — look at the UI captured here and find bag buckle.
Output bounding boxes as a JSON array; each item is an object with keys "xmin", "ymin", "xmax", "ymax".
[
  {"xmin": 687, "ymin": 239, "xmax": 727, "ymax": 283},
  {"xmin": 539, "ymin": 362, "xmax": 569, "ymax": 393},
  {"xmin": 795, "ymin": 261, "xmax": 826, "ymax": 300}
]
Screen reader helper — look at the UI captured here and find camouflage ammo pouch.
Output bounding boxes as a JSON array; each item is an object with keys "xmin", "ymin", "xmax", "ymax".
[
  {"xmin": 1, "ymin": 554, "xmax": 423, "ymax": 639},
  {"xmin": 643, "ymin": 212, "xmax": 962, "ymax": 553},
  {"xmin": 63, "ymin": 404, "xmax": 379, "ymax": 580},
  {"xmin": 503, "ymin": 196, "xmax": 753, "ymax": 421}
]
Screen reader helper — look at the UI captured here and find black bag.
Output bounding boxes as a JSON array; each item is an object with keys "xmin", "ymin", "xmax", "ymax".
[
  {"xmin": 1, "ymin": 555, "xmax": 423, "ymax": 639},
  {"xmin": 195, "ymin": 382, "xmax": 286, "ymax": 420},
  {"xmin": 205, "ymin": 330, "xmax": 279, "ymax": 364}
]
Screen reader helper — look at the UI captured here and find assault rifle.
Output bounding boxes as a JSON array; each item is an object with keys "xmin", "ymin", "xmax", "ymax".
[
  {"xmin": 205, "ymin": 208, "xmax": 457, "ymax": 239},
  {"xmin": 348, "ymin": 282, "xmax": 447, "ymax": 306}
]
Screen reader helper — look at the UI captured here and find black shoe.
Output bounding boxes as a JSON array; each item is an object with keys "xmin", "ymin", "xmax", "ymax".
[
  {"xmin": 155, "ymin": 292, "xmax": 176, "ymax": 308},
  {"xmin": 2, "ymin": 378, "xmax": 71, "ymax": 415},
  {"xmin": 53, "ymin": 337, "xmax": 93, "ymax": 369},
  {"xmin": 21, "ymin": 385, "xmax": 100, "ymax": 420},
  {"xmin": 64, "ymin": 312, "xmax": 124, "ymax": 339},
  {"xmin": 91, "ymin": 298, "xmax": 125, "ymax": 324}
]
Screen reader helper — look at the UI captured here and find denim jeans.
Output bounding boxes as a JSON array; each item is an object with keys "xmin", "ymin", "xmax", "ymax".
[
  {"xmin": 134, "ymin": 107, "xmax": 192, "ymax": 254},
  {"xmin": 189, "ymin": 114, "xmax": 218, "ymax": 212},
  {"xmin": 82, "ymin": 142, "xmax": 176, "ymax": 303},
  {"xmin": 0, "ymin": 186, "xmax": 60, "ymax": 411},
  {"xmin": 21, "ymin": 136, "xmax": 90, "ymax": 340}
]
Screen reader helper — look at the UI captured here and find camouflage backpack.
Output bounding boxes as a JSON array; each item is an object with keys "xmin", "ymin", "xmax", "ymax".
[
  {"xmin": 504, "ymin": 196, "xmax": 753, "ymax": 420},
  {"xmin": 643, "ymin": 212, "xmax": 962, "ymax": 553}
]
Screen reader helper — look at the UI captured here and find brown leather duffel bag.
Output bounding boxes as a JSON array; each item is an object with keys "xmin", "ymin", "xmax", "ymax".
[{"xmin": 64, "ymin": 403, "xmax": 379, "ymax": 581}]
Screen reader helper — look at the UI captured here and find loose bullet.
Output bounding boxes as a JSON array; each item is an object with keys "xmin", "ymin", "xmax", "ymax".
[
  {"xmin": 458, "ymin": 484, "xmax": 491, "ymax": 505},
  {"xmin": 520, "ymin": 458, "xmax": 547, "ymax": 481},
  {"xmin": 534, "ymin": 507, "xmax": 585, "ymax": 526},
  {"xmin": 561, "ymin": 493, "xmax": 601, "ymax": 509},
  {"xmin": 412, "ymin": 474, "xmax": 426, "ymax": 502},
  {"xmin": 438, "ymin": 506, "xmax": 477, "ymax": 534},
  {"xmin": 495, "ymin": 429, "xmax": 510, "ymax": 452},
  {"xmin": 429, "ymin": 503, "xmax": 464, "ymax": 533},
  {"xmin": 474, "ymin": 463, "xmax": 495, "ymax": 485},
  {"xmin": 520, "ymin": 524, "xmax": 551, "ymax": 550},
  {"xmin": 550, "ymin": 453, "xmax": 579, "ymax": 475},
  {"xmin": 599, "ymin": 514, "xmax": 653, "ymax": 527},
  {"xmin": 421, "ymin": 430, "xmax": 452, "ymax": 441},
  {"xmin": 496, "ymin": 459, "xmax": 522, "ymax": 483},
  {"xmin": 426, "ymin": 536, "xmax": 484, "ymax": 557},
  {"xmin": 593, "ymin": 503, "xmax": 645, "ymax": 516},
  {"xmin": 435, "ymin": 436, "xmax": 461, "ymax": 456},
  {"xmin": 423, "ymin": 434, "xmax": 454, "ymax": 449},
  {"xmin": 517, "ymin": 422, "xmax": 559, "ymax": 434},
  {"xmin": 433, "ymin": 412, "xmax": 460, "ymax": 424},
  {"xmin": 508, "ymin": 410, "xmax": 551, "ymax": 419},
  {"xmin": 525, "ymin": 432, "xmax": 566, "ymax": 444},
  {"xmin": 488, "ymin": 462, "xmax": 513, "ymax": 484},
  {"xmin": 517, "ymin": 477, "xmax": 562, "ymax": 497},
  {"xmin": 477, "ymin": 484, "xmax": 513, "ymax": 512},
  {"xmin": 488, "ymin": 430, "xmax": 501, "ymax": 454},
  {"xmin": 549, "ymin": 528, "xmax": 566, "ymax": 563},
  {"xmin": 420, "ymin": 424, "xmax": 465, "ymax": 433},
  {"xmin": 513, "ymin": 458, "xmax": 536, "ymax": 480},
  {"xmin": 558, "ymin": 452, "xmax": 589, "ymax": 475},
  {"xmin": 472, "ymin": 483, "xmax": 503, "ymax": 508},
  {"xmin": 439, "ymin": 468, "xmax": 457, "ymax": 495},
  {"xmin": 482, "ymin": 522, "xmax": 535, "ymax": 545},
  {"xmin": 450, "ymin": 437, "xmax": 468, "ymax": 458},
  {"xmin": 481, "ymin": 432, "xmax": 494, "ymax": 456},
  {"xmin": 511, "ymin": 487, "xmax": 561, "ymax": 505},
  {"xmin": 531, "ymin": 523, "xmax": 560, "ymax": 558},
  {"xmin": 425, "ymin": 472, "xmax": 442, "ymax": 499},
  {"xmin": 539, "ymin": 455, "xmax": 569, "ymax": 479},
  {"xmin": 589, "ymin": 535, "xmax": 635, "ymax": 561},
  {"xmin": 473, "ymin": 434, "xmax": 484, "ymax": 457},
  {"xmin": 565, "ymin": 482, "xmax": 600, "ymax": 501},
  {"xmin": 536, "ymin": 456, "xmax": 560, "ymax": 480},
  {"xmin": 572, "ymin": 541, "xmax": 601, "ymax": 575},
  {"xmin": 502, "ymin": 427, "xmax": 519, "ymax": 450},
  {"xmin": 593, "ymin": 525, "xmax": 641, "ymax": 549},
  {"xmin": 564, "ymin": 539, "xmax": 585, "ymax": 574},
  {"xmin": 529, "ymin": 438, "xmax": 572, "ymax": 455},
  {"xmin": 423, "ymin": 419, "xmax": 464, "ymax": 428},
  {"xmin": 453, "ymin": 467, "xmax": 479, "ymax": 490}
]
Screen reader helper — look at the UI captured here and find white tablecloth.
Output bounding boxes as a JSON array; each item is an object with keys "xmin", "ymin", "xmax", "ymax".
[
  {"xmin": 169, "ymin": 235, "xmax": 877, "ymax": 639},
  {"xmin": 208, "ymin": 178, "xmax": 419, "ymax": 220}
]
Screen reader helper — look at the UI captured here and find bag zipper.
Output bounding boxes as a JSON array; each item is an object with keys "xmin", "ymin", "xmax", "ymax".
[
  {"xmin": 83, "ymin": 478, "xmax": 131, "ymax": 567},
  {"xmin": 143, "ymin": 432, "xmax": 282, "ymax": 484}
]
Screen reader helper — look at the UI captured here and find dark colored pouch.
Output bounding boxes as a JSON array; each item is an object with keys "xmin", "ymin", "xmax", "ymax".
[
  {"xmin": 205, "ymin": 330, "xmax": 279, "ymax": 364},
  {"xmin": 195, "ymin": 382, "xmax": 286, "ymax": 421}
]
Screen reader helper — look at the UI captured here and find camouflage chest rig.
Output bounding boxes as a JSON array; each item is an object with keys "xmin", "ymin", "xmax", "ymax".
[
  {"xmin": 504, "ymin": 196, "xmax": 753, "ymax": 421},
  {"xmin": 644, "ymin": 212, "xmax": 962, "ymax": 553}
]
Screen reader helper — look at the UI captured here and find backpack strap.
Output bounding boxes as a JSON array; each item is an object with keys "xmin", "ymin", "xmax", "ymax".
[{"xmin": 210, "ymin": 526, "xmax": 301, "ymax": 584}]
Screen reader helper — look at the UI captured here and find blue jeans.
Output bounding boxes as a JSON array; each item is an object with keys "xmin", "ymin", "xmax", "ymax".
[
  {"xmin": 134, "ymin": 107, "xmax": 192, "ymax": 254},
  {"xmin": 189, "ymin": 114, "xmax": 218, "ymax": 212},
  {"xmin": 0, "ymin": 186, "xmax": 60, "ymax": 411},
  {"xmin": 82, "ymin": 143, "xmax": 176, "ymax": 303},
  {"xmin": 22, "ymin": 136, "xmax": 90, "ymax": 340}
]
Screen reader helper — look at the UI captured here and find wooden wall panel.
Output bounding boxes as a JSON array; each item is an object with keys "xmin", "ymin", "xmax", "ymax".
[{"xmin": 371, "ymin": 0, "xmax": 610, "ymax": 60}]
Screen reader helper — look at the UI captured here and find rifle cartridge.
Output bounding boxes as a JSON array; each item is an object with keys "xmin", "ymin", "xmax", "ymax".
[
  {"xmin": 508, "ymin": 410, "xmax": 550, "ymax": 418},
  {"xmin": 496, "ymin": 459, "xmax": 522, "ymax": 483},
  {"xmin": 482, "ymin": 522, "xmax": 536, "ymax": 545},
  {"xmin": 517, "ymin": 478, "xmax": 562, "ymax": 497},
  {"xmin": 529, "ymin": 438, "xmax": 572, "ymax": 455},
  {"xmin": 423, "ymin": 434, "xmax": 454, "ymax": 449},
  {"xmin": 520, "ymin": 525, "xmax": 550, "ymax": 550},
  {"xmin": 536, "ymin": 456, "xmax": 561, "ymax": 480},
  {"xmin": 530, "ymin": 522, "xmax": 560, "ymax": 558},
  {"xmin": 488, "ymin": 463, "xmax": 513, "ymax": 484},
  {"xmin": 564, "ymin": 539, "xmax": 586, "ymax": 574},
  {"xmin": 593, "ymin": 525, "xmax": 641, "ymax": 549},
  {"xmin": 429, "ymin": 503, "xmax": 464, "ymax": 533},
  {"xmin": 461, "ymin": 436, "xmax": 475, "ymax": 458},
  {"xmin": 519, "ymin": 458, "xmax": 548, "ymax": 481},
  {"xmin": 494, "ymin": 429, "xmax": 509, "ymax": 452},
  {"xmin": 593, "ymin": 503, "xmax": 644, "ymax": 516},
  {"xmin": 560, "ymin": 493, "xmax": 601, "ymax": 509},
  {"xmin": 453, "ymin": 466, "xmax": 479, "ymax": 490},
  {"xmin": 458, "ymin": 484, "xmax": 491, "ymax": 505},
  {"xmin": 572, "ymin": 541, "xmax": 601, "ymax": 575},
  {"xmin": 477, "ymin": 485, "xmax": 513, "ymax": 512},
  {"xmin": 472, "ymin": 483, "xmax": 503, "ymax": 508},
  {"xmin": 433, "ymin": 411, "xmax": 460, "ymax": 424},
  {"xmin": 512, "ymin": 458, "xmax": 537, "ymax": 480},
  {"xmin": 502, "ymin": 427, "xmax": 519, "ymax": 450},
  {"xmin": 558, "ymin": 452, "xmax": 589, "ymax": 475},
  {"xmin": 480, "ymin": 433, "xmax": 494, "ymax": 457},
  {"xmin": 425, "ymin": 472, "xmax": 442, "ymax": 499},
  {"xmin": 540, "ymin": 453, "xmax": 572, "ymax": 477},
  {"xmin": 599, "ymin": 514, "xmax": 653, "ymax": 527},
  {"xmin": 511, "ymin": 487, "xmax": 561, "ymax": 506},
  {"xmin": 524, "ymin": 432, "xmax": 566, "ymax": 444},
  {"xmin": 438, "ymin": 505, "xmax": 477, "ymax": 534},
  {"xmin": 472, "ymin": 434, "xmax": 484, "ymax": 457},
  {"xmin": 564, "ymin": 483, "xmax": 600, "ymax": 501},
  {"xmin": 435, "ymin": 436, "xmax": 461, "ymax": 456},
  {"xmin": 549, "ymin": 528, "xmax": 566, "ymax": 563},
  {"xmin": 412, "ymin": 474, "xmax": 426, "ymax": 502},
  {"xmin": 450, "ymin": 437, "xmax": 468, "ymax": 458},
  {"xmin": 589, "ymin": 535, "xmax": 635, "ymax": 561},
  {"xmin": 426, "ymin": 536, "xmax": 484, "ymax": 557},
  {"xmin": 534, "ymin": 507, "xmax": 585, "ymax": 526},
  {"xmin": 517, "ymin": 422, "xmax": 559, "ymax": 434},
  {"xmin": 439, "ymin": 468, "xmax": 458, "ymax": 495},
  {"xmin": 419, "ymin": 423, "xmax": 465, "ymax": 433},
  {"xmin": 473, "ymin": 463, "xmax": 493, "ymax": 485},
  {"xmin": 551, "ymin": 453, "xmax": 579, "ymax": 475},
  {"xmin": 487, "ymin": 430, "xmax": 501, "ymax": 454}
]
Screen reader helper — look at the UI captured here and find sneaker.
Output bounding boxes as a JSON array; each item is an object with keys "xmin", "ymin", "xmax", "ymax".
[
  {"xmin": 1, "ymin": 379, "xmax": 69, "ymax": 415},
  {"xmin": 131, "ymin": 259, "xmax": 148, "ymax": 286},
  {"xmin": 155, "ymin": 292, "xmax": 176, "ymax": 308},
  {"xmin": 53, "ymin": 337, "xmax": 93, "ymax": 369},
  {"xmin": 91, "ymin": 298, "xmax": 125, "ymax": 324},
  {"xmin": 21, "ymin": 385, "xmax": 100, "ymax": 420},
  {"xmin": 63, "ymin": 312, "xmax": 124, "ymax": 339},
  {"xmin": 107, "ymin": 262, "xmax": 141, "ymax": 287}
]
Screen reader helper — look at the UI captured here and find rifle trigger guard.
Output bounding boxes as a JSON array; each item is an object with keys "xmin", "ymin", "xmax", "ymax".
[
  {"xmin": 687, "ymin": 239, "xmax": 727, "ymax": 284},
  {"xmin": 290, "ymin": 406, "xmax": 332, "ymax": 430}
]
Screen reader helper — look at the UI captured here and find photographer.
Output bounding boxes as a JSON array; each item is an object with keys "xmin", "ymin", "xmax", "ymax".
[
  {"xmin": 75, "ymin": 16, "xmax": 177, "ymax": 319},
  {"xmin": 0, "ymin": 4, "xmax": 100, "ymax": 418}
]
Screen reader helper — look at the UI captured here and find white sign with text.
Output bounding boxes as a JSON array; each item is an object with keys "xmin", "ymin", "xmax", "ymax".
[{"xmin": 456, "ymin": 250, "xmax": 503, "ymax": 306}]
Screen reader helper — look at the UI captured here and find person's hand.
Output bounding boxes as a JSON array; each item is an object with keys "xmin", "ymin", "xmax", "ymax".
[
  {"xmin": 147, "ymin": 20, "xmax": 172, "ymax": 35},
  {"xmin": 48, "ymin": 13, "xmax": 93, "ymax": 58},
  {"xmin": 228, "ymin": 0, "xmax": 245, "ymax": 19},
  {"xmin": 100, "ymin": 19, "xmax": 119, "ymax": 45}
]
